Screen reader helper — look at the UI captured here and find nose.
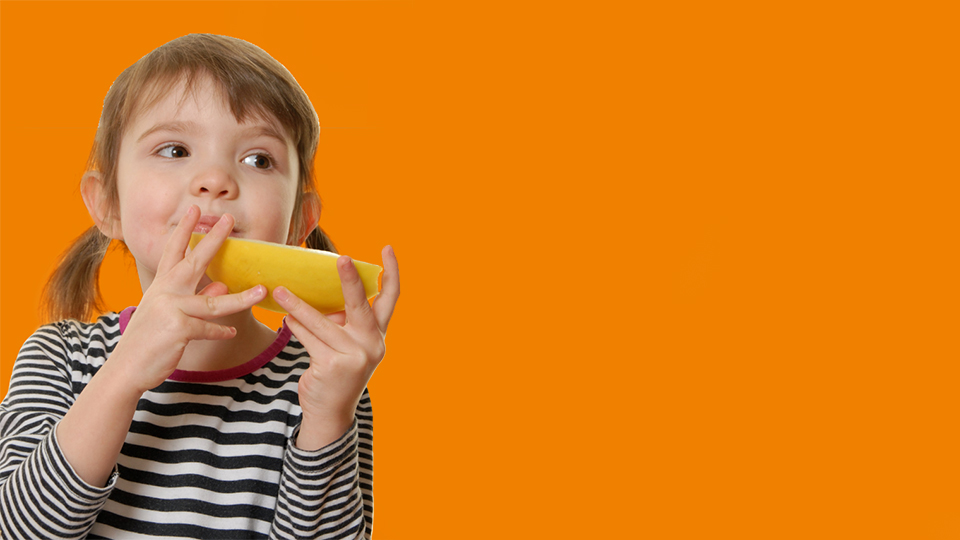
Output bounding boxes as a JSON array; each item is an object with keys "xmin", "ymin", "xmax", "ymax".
[{"xmin": 191, "ymin": 162, "xmax": 238, "ymax": 199}]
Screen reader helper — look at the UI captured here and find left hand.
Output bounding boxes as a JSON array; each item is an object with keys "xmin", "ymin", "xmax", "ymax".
[{"xmin": 273, "ymin": 245, "xmax": 400, "ymax": 450}]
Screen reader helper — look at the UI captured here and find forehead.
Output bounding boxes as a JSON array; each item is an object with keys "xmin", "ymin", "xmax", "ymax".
[{"xmin": 125, "ymin": 74, "xmax": 289, "ymax": 139}]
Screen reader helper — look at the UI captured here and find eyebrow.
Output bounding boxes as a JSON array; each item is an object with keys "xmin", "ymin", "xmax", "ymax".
[{"xmin": 136, "ymin": 121, "xmax": 289, "ymax": 147}]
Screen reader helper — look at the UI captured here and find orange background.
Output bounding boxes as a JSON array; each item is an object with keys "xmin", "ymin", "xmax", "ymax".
[{"xmin": 2, "ymin": 1, "xmax": 959, "ymax": 538}]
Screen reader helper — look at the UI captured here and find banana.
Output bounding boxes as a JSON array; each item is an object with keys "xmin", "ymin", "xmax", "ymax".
[{"xmin": 189, "ymin": 233, "xmax": 382, "ymax": 314}]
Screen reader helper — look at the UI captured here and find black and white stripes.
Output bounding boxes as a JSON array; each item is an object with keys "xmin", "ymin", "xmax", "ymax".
[{"xmin": 0, "ymin": 312, "xmax": 373, "ymax": 539}]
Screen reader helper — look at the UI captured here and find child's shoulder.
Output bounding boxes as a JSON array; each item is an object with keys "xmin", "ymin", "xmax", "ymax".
[
  {"xmin": 48, "ymin": 311, "xmax": 123, "ymax": 341},
  {"xmin": 15, "ymin": 312, "xmax": 124, "ymax": 384},
  {"xmin": 26, "ymin": 311, "xmax": 124, "ymax": 358}
]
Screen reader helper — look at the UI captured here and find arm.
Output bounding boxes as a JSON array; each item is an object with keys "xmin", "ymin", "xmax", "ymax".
[
  {"xmin": 54, "ymin": 344, "xmax": 148, "ymax": 487},
  {"xmin": 270, "ymin": 390, "xmax": 374, "ymax": 540},
  {"xmin": 57, "ymin": 208, "xmax": 264, "ymax": 488},
  {"xmin": 0, "ymin": 324, "xmax": 118, "ymax": 539},
  {"xmin": 2, "ymin": 207, "xmax": 265, "ymax": 539},
  {"xmin": 270, "ymin": 245, "xmax": 398, "ymax": 539}
]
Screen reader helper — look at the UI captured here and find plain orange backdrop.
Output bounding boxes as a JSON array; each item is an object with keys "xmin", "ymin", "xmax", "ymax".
[{"xmin": 3, "ymin": 1, "xmax": 960, "ymax": 538}]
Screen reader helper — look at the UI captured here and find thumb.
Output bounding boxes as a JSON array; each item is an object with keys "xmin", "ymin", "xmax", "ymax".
[
  {"xmin": 198, "ymin": 281, "xmax": 230, "ymax": 297},
  {"xmin": 326, "ymin": 310, "xmax": 347, "ymax": 326}
]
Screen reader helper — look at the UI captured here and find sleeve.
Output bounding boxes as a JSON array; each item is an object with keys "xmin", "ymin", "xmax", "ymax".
[
  {"xmin": 270, "ymin": 388, "xmax": 374, "ymax": 540},
  {"xmin": 0, "ymin": 325, "xmax": 118, "ymax": 539}
]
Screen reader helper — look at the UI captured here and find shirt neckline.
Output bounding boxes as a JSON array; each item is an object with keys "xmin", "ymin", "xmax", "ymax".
[{"xmin": 118, "ymin": 306, "xmax": 292, "ymax": 383}]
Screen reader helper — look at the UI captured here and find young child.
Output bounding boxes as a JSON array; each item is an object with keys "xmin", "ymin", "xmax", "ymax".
[{"xmin": 0, "ymin": 34, "xmax": 399, "ymax": 539}]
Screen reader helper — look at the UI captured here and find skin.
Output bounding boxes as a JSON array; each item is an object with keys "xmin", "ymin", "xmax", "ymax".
[{"xmin": 56, "ymin": 76, "xmax": 400, "ymax": 487}]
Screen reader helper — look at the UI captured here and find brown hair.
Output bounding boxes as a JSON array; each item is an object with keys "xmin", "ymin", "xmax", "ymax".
[{"xmin": 42, "ymin": 34, "xmax": 336, "ymax": 323}]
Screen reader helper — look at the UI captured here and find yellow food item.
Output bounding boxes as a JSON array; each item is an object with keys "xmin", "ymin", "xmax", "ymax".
[{"xmin": 189, "ymin": 233, "xmax": 382, "ymax": 314}]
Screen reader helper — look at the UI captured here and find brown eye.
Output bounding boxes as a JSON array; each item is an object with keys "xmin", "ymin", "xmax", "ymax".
[
  {"xmin": 242, "ymin": 154, "xmax": 272, "ymax": 169},
  {"xmin": 158, "ymin": 145, "xmax": 189, "ymax": 158}
]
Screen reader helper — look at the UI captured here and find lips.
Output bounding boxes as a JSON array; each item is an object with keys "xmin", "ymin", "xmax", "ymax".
[{"xmin": 193, "ymin": 214, "xmax": 241, "ymax": 237}]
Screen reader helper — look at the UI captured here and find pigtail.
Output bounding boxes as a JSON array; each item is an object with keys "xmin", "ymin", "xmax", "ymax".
[
  {"xmin": 305, "ymin": 226, "xmax": 338, "ymax": 254},
  {"xmin": 41, "ymin": 226, "xmax": 112, "ymax": 323}
]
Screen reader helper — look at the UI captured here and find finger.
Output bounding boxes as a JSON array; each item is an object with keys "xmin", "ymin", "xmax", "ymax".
[
  {"xmin": 285, "ymin": 315, "xmax": 336, "ymax": 357},
  {"xmin": 180, "ymin": 214, "xmax": 235, "ymax": 280},
  {"xmin": 189, "ymin": 319, "xmax": 238, "ymax": 341},
  {"xmin": 197, "ymin": 281, "xmax": 229, "ymax": 297},
  {"xmin": 372, "ymin": 245, "xmax": 400, "ymax": 331},
  {"xmin": 180, "ymin": 284, "xmax": 267, "ymax": 320},
  {"xmin": 338, "ymin": 256, "xmax": 376, "ymax": 330},
  {"xmin": 325, "ymin": 310, "xmax": 347, "ymax": 326},
  {"xmin": 157, "ymin": 205, "xmax": 200, "ymax": 275},
  {"xmin": 272, "ymin": 286, "xmax": 351, "ymax": 352}
]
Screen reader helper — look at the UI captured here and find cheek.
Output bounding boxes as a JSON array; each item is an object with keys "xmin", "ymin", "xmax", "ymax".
[
  {"xmin": 121, "ymin": 190, "xmax": 176, "ymax": 231},
  {"xmin": 242, "ymin": 189, "xmax": 297, "ymax": 243},
  {"xmin": 271, "ymin": 198, "xmax": 300, "ymax": 240},
  {"xmin": 116, "ymin": 185, "xmax": 178, "ymax": 261}
]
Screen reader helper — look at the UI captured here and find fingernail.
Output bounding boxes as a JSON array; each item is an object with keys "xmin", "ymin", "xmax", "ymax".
[{"xmin": 273, "ymin": 286, "xmax": 289, "ymax": 302}]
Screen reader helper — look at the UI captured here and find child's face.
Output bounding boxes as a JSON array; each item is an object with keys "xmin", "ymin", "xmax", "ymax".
[{"xmin": 112, "ymin": 76, "xmax": 301, "ymax": 286}]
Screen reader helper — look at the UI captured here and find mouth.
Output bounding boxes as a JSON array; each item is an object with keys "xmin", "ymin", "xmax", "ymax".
[{"xmin": 194, "ymin": 215, "xmax": 242, "ymax": 237}]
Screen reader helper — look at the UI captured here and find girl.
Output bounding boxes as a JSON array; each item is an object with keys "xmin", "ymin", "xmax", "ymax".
[{"xmin": 0, "ymin": 34, "xmax": 398, "ymax": 539}]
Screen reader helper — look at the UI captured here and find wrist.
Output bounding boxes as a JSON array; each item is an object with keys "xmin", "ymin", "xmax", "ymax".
[
  {"xmin": 296, "ymin": 412, "xmax": 356, "ymax": 451},
  {"xmin": 101, "ymin": 345, "xmax": 152, "ymax": 399}
]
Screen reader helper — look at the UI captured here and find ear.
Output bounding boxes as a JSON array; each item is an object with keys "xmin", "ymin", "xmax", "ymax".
[
  {"xmin": 80, "ymin": 171, "xmax": 123, "ymax": 240},
  {"xmin": 293, "ymin": 191, "xmax": 321, "ymax": 246}
]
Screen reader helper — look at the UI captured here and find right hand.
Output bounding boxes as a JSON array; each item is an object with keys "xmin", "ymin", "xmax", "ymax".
[{"xmin": 115, "ymin": 205, "xmax": 267, "ymax": 393}]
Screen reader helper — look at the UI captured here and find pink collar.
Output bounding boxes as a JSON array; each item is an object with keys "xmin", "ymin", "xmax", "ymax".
[{"xmin": 118, "ymin": 307, "xmax": 292, "ymax": 383}]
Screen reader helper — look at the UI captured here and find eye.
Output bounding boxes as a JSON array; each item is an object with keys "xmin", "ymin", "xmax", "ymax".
[
  {"xmin": 242, "ymin": 153, "xmax": 273, "ymax": 170},
  {"xmin": 157, "ymin": 144, "xmax": 189, "ymax": 158}
]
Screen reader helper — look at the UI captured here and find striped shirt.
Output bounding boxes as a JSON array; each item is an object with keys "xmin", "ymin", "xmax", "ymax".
[{"xmin": 0, "ymin": 309, "xmax": 373, "ymax": 539}]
